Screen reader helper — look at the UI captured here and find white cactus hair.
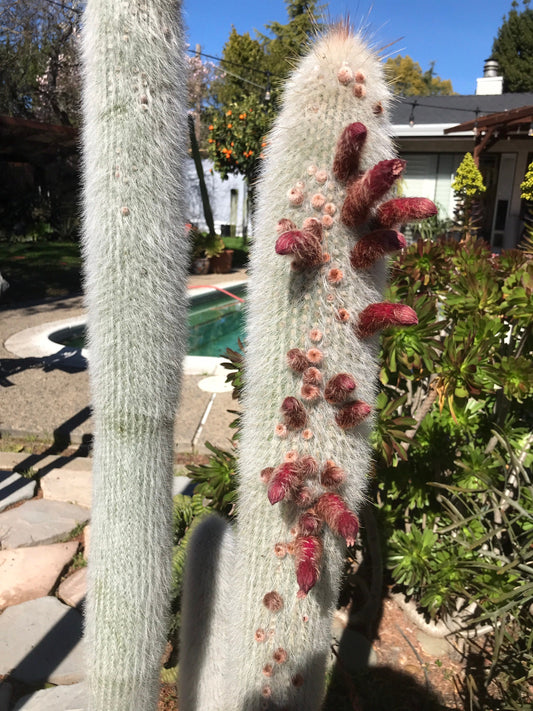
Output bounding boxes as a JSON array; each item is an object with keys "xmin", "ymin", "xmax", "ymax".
[
  {"xmin": 81, "ymin": 0, "xmax": 188, "ymax": 708},
  {"xmin": 180, "ymin": 26, "xmax": 434, "ymax": 711}
]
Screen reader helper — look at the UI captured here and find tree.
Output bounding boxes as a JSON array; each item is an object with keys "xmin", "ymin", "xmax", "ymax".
[
  {"xmin": 384, "ymin": 55, "xmax": 454, "ymax": 96},
  {"xmin": 492, "ymin": 0, "xmax": 533, "ymax": 92},
  {"xmin": 452, "ymin": 153, "xmax": 486, "ymax": 240},
  {"xmin": 209, "ymin": 29, "xmax": 268, "ymax": 107},
  {"xmin": 0, "ymin": 0, "xmax": 82, "ymax": 125},
  {"xmin": 207, "ymin": 0, "xmax": 325, "ymax": 199}
]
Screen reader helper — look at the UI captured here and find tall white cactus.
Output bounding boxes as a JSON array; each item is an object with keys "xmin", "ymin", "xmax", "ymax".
[
  {"xmin": 80, "ymin": 0, "xmax": 188, "ymax": 708},
  {"xmin": 180, "ymin": 26, "xmax": 435, "ymax": 711}
]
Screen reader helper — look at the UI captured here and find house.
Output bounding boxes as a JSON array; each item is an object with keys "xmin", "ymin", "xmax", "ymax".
[
  {"xmin": 390, "ymin": 61, "xmax": 533, "ymax": 249},
  {"xmin": 184, "ymin": 158, "xmax": 251, "ymax": 237}
]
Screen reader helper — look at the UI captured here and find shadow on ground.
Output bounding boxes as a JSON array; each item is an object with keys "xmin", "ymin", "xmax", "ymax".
[{"xmin": 0, "ymin": 349, "xmax": 87, "ymax": 388}]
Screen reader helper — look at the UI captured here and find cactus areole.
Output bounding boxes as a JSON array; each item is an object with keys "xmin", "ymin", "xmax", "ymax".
[{"xmin": 180, "ymin": 27, "xmax": 435, "ymax": 711}]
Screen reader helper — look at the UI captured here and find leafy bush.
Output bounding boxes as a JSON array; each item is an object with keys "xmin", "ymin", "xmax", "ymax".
[{"xmin": 374, "ymin": 235, "xmax": 532, "ymax": 707}]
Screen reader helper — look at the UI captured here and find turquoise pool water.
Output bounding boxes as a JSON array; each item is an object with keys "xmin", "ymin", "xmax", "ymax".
[{"xmin": 50, "ymin": 285, "xmax": 246, "ymax": 358}]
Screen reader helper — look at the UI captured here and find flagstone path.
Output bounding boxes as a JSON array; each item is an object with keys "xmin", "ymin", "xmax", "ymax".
[{"xmin": 0, "ymin": 451, "xmax": 191, "ymax": 711}]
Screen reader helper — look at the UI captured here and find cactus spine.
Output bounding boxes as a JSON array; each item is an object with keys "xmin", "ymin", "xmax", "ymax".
[
  {"xmin": 180, "ymin": 27, "xmax": 436, "ymax": 711},
  {"xmin": 80, "ymin": 0, "xmax": 187, "ymax": 708}
]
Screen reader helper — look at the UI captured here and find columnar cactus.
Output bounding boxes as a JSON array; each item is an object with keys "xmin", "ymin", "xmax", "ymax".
[
  {"xmin": 180, "ymin": 26, "xmax": 436, "ymax": 711},
  {"xmin": 81, "ymin": 1, "xmax": 188, "ymax": 708}
]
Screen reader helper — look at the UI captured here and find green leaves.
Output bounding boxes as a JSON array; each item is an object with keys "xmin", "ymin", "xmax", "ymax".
[
  {"xmin": 186, "ymin": 442, "xmax": 238, "ymax": 516},
  {"xmin": 376, "ymin": 233, "xmax": 532, "ymax": 704}
]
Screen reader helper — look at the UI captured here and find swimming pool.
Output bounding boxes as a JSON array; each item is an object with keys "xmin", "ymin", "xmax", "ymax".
[
  {"xmin": 4, "ymin": 281, "xmax": 247, "ymax": 376},
  {"xmin": 49, "ymin": 284, "xmax": 246, "ymax": 358}
]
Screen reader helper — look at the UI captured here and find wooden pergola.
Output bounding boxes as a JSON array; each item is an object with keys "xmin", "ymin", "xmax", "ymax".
[
  {"xmin": 444, "ymin": 105, "xmax": 533, "ymax": 165},
  {"xmin": 0, "ymin": 115, "xmax": 77, "ymax": 165}
]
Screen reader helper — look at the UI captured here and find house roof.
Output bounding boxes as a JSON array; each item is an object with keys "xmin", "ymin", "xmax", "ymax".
[{"xmin": 391, "ymin": 93, "xmax": 533, "ymax": 126}]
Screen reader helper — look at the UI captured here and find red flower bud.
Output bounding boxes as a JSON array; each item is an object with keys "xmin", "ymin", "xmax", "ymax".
[
  {"xmin": 324, "ymin": 373, "xmax": 357, "ymax": 404},
  {"xmin": 281, "ymin": 396, "xmax": 308, "ymax": 430},
  {"xmin": 342, "ymin": 159, "xmax": 405, "ymax": 227},
  {"xmin": 350, "ymin": 229, "xmax": 406, "ymax": 269},
  {"xmin": 334, "ymin": 400, "xmax": 371, "ymax": 430},
  {"xmin": 287, "ymin": 348, "xmax": 310, "ymax": 373},
  {"xmin": 294, "ymin": 535, "xmax": 323, "ymax": 595},
  {"xmin": 275, "ymin": 229, "xmax": 322, "ymax": 270},
  {"xmin": 332, "ymin": 122, "xmax": 367, "ymax": 183},
  {"xmin": 267, "ymin": 462, "xmax": 302, "ymax": 504},
  {"xmin": 320, "ymin": 460, "xmax": 346, "ymax": 487},
  {"xmin": 357, "ymin": 302, "xmax": 418, "ymax": 339},
  {"xmin": 376, "ymin": 197, "xmax": 437, "ymax": 228},
  {"xmin": 298, "ymin": 509, "xmax": 323, "ymax": 536},
  {"xmin": 315, "ymin": 493, "xmax": 359, "ymax": 545}
]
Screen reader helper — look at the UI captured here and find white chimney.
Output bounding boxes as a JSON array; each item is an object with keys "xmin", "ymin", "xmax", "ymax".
[{"xmin": 476, "ymin": 58, "xmax": 503, "ymax": 95}]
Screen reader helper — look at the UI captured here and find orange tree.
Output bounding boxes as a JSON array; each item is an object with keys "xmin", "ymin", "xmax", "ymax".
[{"xmin": 206, "ymin": 94, "xmax": 275, "ymax": 197}]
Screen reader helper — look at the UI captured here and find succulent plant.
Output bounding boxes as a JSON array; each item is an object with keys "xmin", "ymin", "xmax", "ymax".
[
  {"xmin": 80, "ymin": 0, "xmax": 188, "ymax": 708},
  {"xmin": 180, "ymin": 26, "xmax": 436, "ymax": 711}
]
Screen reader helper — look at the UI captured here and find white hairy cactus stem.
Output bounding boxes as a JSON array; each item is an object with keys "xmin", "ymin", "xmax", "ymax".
[
  {"xmin": 181, "ymin": 27, "xmax": 435, "ymax": 711},
  {"xmin": 81, "ymin": 0, "xmax": 188, "ymax": 708}
]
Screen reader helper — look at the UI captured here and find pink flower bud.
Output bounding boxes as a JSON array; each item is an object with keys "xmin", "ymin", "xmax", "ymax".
[
  {"xmin": 301, "ymin": 384, "xmax": 320, "ymax": 401},
  {"xmin": 288, "ymin": 187, "xmax": 304, "ymax": 206},
  {"xmin": 273, "ymin": 647, "xmax": 288, "ymax": 664},
  {"xmin": 311, "ymin": 193, "xmax": 326, "ymax": 210},
  {"xmin": 327, "ymin": 268, "xmax": 343, "ymax": 284},
  {"xmin": 298, "ymin": 509, "xmax": 322, "ymax": 536},
  {"xmin": 294, "ymin": 454, "xmax": 319, "ymax": 478},
  {"xmin": 335, "ymin": 308, "xmax": 350, "ymax": 322},
  {"xmin": 302, "ymin": 367, "xmax": 322, "ymax": 385},
  {"xmin": 337, "ymin": 63, "xmax": 354, "ymax": 85},
  {"xmin": 301, "ymin": 216, "xmax": 323, "ymax": 240},
  {"xmin": 287, "ymin": 348, "xmax": 310, "ymax": 373},
  {"xmin": 306, "ymin": 348, "xmax": 323, "ymax": 364},
  {"xmin": 260, "ymin": 467, "xmax": 275, "ymax": 483},
  {"xmin": 263, "ymin": 591, "xmax": 284, "ymax": 611},
  {"xmin": 276, "ymin": 218, "xmax": 297, "ymax": 234}
]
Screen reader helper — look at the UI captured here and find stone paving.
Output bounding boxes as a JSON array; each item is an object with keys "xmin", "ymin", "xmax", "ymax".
[
  {"xmin": 0, "ymin": 272, "xmax": 247, "ymax": 708},
  {"xmin": 0, "ymin": 450, "xmax": 192, "ymax": 710}
]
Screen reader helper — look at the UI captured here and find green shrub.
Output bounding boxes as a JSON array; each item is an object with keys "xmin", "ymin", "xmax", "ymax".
[{"xmin": 375, "ymin": 235, "xmax": 532, "ymax": 707}]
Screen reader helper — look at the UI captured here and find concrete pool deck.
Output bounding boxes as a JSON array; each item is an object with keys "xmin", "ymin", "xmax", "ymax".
[{"xmin": 0, "ymin": 269, "xmax": 247, "ymax": 453}]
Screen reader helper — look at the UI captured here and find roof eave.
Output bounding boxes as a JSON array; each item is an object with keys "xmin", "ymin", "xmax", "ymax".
[{"xmin": 392, "ymin": 123, "xmax": 474, "ymax": 137}]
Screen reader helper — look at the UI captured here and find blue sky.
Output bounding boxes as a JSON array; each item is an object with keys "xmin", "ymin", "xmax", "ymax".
[{"xmin": 183, "ymin": 0, "xmax": 512, "ymax": 95}]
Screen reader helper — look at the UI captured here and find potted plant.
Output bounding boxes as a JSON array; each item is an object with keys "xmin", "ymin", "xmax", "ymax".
[
  {"xmin": 188, "ymin": 224, "xmax": 224, "ymax": 274},
  {"xmin": 208, "ymin": 245, "xmax": 234, "ymax": 274}
]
